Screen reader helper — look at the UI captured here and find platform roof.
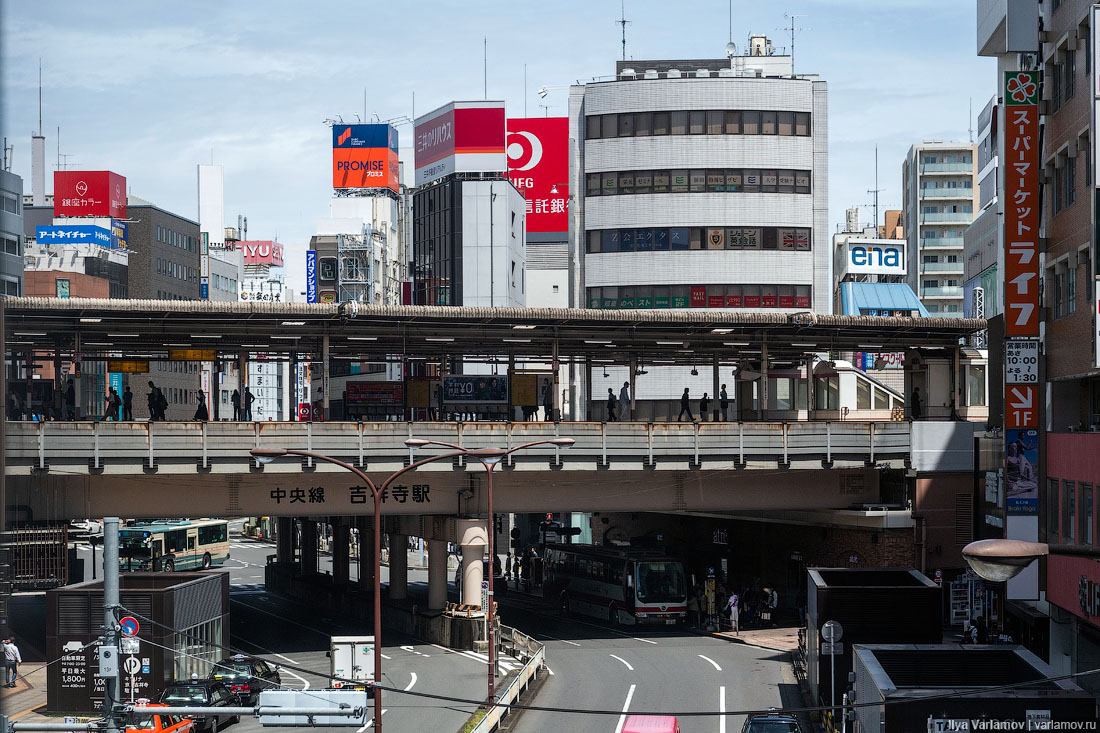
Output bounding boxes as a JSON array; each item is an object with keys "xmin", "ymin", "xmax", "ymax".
[{"xmin": 1, "ymin": 298, "xmax": 985, "ymax": 366}]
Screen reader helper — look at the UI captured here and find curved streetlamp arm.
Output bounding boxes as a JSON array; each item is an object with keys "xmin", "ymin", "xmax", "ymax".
[
  {"xmin": 277, "ymin": 449, "xmax": 379, "ymax": 498},
  {"xmin": 380, "ymin": 450, "xmax": 468, "ymax": 492}
]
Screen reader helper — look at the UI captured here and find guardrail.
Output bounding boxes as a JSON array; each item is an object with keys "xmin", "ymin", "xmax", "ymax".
[
  {"xmin": 468, "ymin": 624, "xmax": 545, "ymax": 733},
  {"xmin": 3, "ymin": 420, "xmax": 912, "ymax": 472}
]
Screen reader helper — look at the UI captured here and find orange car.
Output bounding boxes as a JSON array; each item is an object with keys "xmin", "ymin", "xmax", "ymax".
[{"xmin": 125, "ymin": 703, "xmax": 195, "ymax": 733}]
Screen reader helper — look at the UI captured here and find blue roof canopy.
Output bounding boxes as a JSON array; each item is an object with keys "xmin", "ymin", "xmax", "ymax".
[{"xmin": 840, "ymin": 282, "xmax": 930, "ymax": 317}]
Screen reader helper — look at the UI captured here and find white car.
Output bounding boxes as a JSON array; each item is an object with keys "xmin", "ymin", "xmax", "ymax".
[{"xmin": 68, "ymin": 519, "xmax": 102, "ymax": 537}]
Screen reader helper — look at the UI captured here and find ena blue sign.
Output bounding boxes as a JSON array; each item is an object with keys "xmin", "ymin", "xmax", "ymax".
[
  {"xmin": 306, "ymin": 250, "xmax": 318, "ymax": 303},
  {"xmin": 37, "ymin": 224, "xmax": 111, "ymax": 246},
  {"xmin": 845, "ymin": 241, "xmax": 906, "ymax": 276}
]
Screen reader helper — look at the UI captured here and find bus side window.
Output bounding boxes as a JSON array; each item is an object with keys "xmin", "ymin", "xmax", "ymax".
[
  {"xmin": 152, "ymin": 539, "xmax": 163, "ymax": 557},
  {"xmin": 188, "ymin": 534, "xmax": 196, "ymax": 550}
]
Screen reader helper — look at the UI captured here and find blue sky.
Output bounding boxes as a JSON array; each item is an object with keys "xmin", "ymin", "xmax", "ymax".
[{"xmin": 2, "ymin": 0, "xmax": 993, "ymax": 294}]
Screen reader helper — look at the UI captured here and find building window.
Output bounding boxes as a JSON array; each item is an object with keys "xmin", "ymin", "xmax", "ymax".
[
  {"xmin": 1049, "ymin": 478, "xmax": 1061, "ymax": 538},
  {"xmin": 584, "ymin": 109, "xmax": 812, "ymax": 139},
  {"xmin": 1068, "ymin": 265, "xmax": 1077, "ymax": 315},
  {"xmin": 1064, "ymin": 480, "xmax": 1076, "ymax": 542},
  {"xmin": 968, "ymin": 365, "xmax": 986, "ymax": 406},
  {"xmin": 1082, "ymin": 482, "xmax": 1094, "ymax": 545}
]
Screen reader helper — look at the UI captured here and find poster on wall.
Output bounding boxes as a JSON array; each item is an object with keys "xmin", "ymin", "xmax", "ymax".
[
  {"xmin": 442, "ymin": 375, "xmax": 508, "ymax": 403},
  {"xmin": 1005, "ymin": 428, "xmax": 1039, "ymax": 515}
]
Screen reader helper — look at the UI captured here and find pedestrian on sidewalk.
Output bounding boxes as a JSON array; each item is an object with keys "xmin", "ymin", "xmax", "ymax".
[
  {"xmin": 726, "ymin": 590, "xmax": 740, "ymax": 633},
  {"xmin": 3, "ymin": 636, "xmax": 21, "ymax": 687},
  {"xmin": 505, "ymin": 551, "xmax": 513, "ymax": 581},
  {"xmin": 687, "ymin": 588, "xmax": 701, "ymax": 628},
  {"xmin": 677, "ymin": 388, "xmax": 694, "ymax": 422}
]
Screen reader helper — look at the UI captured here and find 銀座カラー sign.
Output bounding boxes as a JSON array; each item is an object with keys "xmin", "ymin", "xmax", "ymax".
[{"xmin": 1003, "ymin": 71, "xmax": 1040, "ymax": 337}]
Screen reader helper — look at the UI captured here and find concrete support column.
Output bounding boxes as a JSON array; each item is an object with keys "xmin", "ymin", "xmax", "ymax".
[
  {"xmin": 712, "ymin": 354, "xmax": 720, "ymax": 422},
  {"xmin": 628, "ymin": 355, "xmax": 637, "ymax": 421},
  {"xmin": 357, "ymin": 517, "xmax": 373, "ymax": 589},
  {"xmin": 322, "ymin": 335, "xmax": 330, "ymax": 417},
  {"xmin": 761, "ymin": 341, "xmax": 769, "ymax": 420},
  {"xmin": 332, "ymin": 519, "xmax": 350, "ymax": 585},
  {"xmin": 457, "ymin": 519, "xmax": 488, "ymax": 606},
  {"xmin": 275, "ymin": 517, "xmax": 294, "ymax": 564},
  {"xmin": 388, "ymin": 533, "xmax": 408, "ymax": 599},
  {"xmin": 427, "ymin": 539, "xmax": 449, "ymax": 610},
  {"xmin": 300, "ymin": 520, "xmax": 318, "ymax": 575}
]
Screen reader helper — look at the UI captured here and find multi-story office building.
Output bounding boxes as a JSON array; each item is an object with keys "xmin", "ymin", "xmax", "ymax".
[
  {"xmin": 567, "ymin": 38, "xmax": 828, "ymax": 417},
  {"xmin": 0, "ymin": 170, "xmax": 24, "ymax": 296},
  {"xmin": 901, "ymin": 141, "xmax": 977, "ymax": 317},
  {"xmin": 124, "ymin": 195, "xmax": 201, "ymax": 301}
]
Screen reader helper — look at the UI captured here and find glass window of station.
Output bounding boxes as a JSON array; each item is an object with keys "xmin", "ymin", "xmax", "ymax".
[
  {"xmin": 585, "ymin": 169, "xmax": 811, "ymax": 197},
  {"xmin": 586, "ymin": 226, "xmax": 811, "ymax": 253},
  {"xmin": 586, "ymin": 110, "xmax": 811, "ymax": 139},
  {"xmin": 587, "ymin": 284, "xmax": 811, "ymax": 310}
]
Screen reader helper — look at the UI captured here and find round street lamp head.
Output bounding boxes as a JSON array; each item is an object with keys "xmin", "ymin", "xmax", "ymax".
[
  {"xmin": 250, "ymin": 447, "xmax": 288, "ymax": 465},
  {"xmin": 404, "ymin": 439, "xmax": 431, "ymax": 450},
  {"xmin": 961, "ymin": 539, "xmax": 1048, "ymax": 583},
  {"xmin": 549, "ymin": 438, "xmax": 575, "ymax": 448},
  {"xmin": 467, "ymin": 447, "xmax": 508, "ymax": 466}
]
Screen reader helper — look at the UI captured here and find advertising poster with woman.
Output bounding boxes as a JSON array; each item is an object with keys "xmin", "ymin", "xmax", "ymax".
[{"xmin": 1005, "ymin": 428, "xmax": 1039, "ymax": 514}]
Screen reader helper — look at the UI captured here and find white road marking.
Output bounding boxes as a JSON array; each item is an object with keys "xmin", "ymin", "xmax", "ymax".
[
  {"xmin": 380, "ymin": 654, "xmax": 392, "ymax": 660},
  {"xmin": 430, "ymin": 644, "xmax": 453, "ymax": 654},
  {"xmin": 356, "ymin": 708, "xmax": 387, "ymax": 731},
  {"xmin": 399, "ymin": 645, "xmax": 430, "ymax": 657},
  {"xmin": 614, "ymin": 684, "xmax": 637, "ymax": 733},
  {"xmin": 545, "ymin": 666, "xmax": 554, "ymax": 675},
  {"xmin": 609, "ymin": 654, "xmax": 634, "ymax": 671},
  {"xmin": 632, "ymin": 637, "xmax": 658, "ymax": 645},
  {"xmin": 719, "ymin": 685, "xmax": 726, "ymax": 733},
  {"xmin": 532, "ymin": 633, "xmax": 581, "ymax": 647},
  {"xmin": 271, "ymin": 652, "xmax": 299, "ymax": 664},
  {"xmin": 698, "ymin": 654, "xmax": 722, "ymax": 672},
  {"xmin": 404, "ymin": 673, "xmax": 417, "ymax": 691},
  {"xmin": 280, "ymin": 667, "xmax": 309, "ymax": 690}
]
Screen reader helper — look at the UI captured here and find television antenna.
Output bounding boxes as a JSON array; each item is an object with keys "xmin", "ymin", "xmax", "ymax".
[
  {"xmin": 781, "ymin": 13, "xmax": 810, "ymax": 75},
  {"xmin": 866, "ymin": 146, "xmax": 884, "ymax": 234},
  {"xmin": 616, "ymin": 0, "xmax": 631, "ymax": 61}
]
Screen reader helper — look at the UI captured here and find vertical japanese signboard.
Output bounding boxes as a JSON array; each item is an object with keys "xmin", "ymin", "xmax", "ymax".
[{"xmin": 1003, "ymin": 71, "xmax": 1041, "ymax": 336}]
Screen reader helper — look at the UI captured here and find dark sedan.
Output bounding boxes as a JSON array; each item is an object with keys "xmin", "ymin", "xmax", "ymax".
[
  {"xmin": 159, "ymin": 678, "xmax": 239, "ymax": 733},
  {"xmin": 208, "ymin": 655, "xmax": 281, "ymax": 706}
]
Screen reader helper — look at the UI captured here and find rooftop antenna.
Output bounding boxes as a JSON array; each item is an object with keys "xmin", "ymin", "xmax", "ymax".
[
  {"xmin": 782, "ymin": 13, "xmax": 810, "ymax": 75},
  {"xmin": 725, "ymin": 0, "xmax": 737, "ymax": 58},
  {"xmin": 483, "ymin": 37, "xmax": 488, "ymax": 98},
  {"xmin": 616, "ymin": 0, "xmax": 631, "ymax": 61},
  {"xmin": 867, "ymin": 145, "xmax": 884, "ymax": 234},
  {"xmin": 968, "ymin": 97, "xmax": 973, "ymax": 142},
  {"xmin": 38, "ymin": 59, "xmax": 42, "ymax": 136}
]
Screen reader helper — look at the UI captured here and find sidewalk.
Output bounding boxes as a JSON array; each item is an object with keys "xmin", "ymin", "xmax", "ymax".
[
  {"xmin": 1, "ymin": 663, "xmax": 56, "ymax": 722},
  {"xmin": 708, "ymin": 625, "xmax": 801, "ymax": 652}
]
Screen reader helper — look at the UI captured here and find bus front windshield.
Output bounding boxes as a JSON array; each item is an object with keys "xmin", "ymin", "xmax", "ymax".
[
  {"xmin": 119, "ymin": 533, "xmax": 152, "ymax": 559},
  {"xmin": 635, "ymin": 562, "xmax": 686, "ymax": 603}
]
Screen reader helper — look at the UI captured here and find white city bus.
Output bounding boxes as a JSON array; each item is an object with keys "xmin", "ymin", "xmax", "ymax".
[
  {"xmin": 119, "ymin": 519, "xmax": 230, "ymax": 572},
  {"xmin": 543, "ymin": 544, "xmax": 687, "ymax": 626}
]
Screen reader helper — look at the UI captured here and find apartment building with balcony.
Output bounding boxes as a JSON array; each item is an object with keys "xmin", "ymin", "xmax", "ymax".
[{"xmin": 901, "ymin": 141, "xmax": 977, "ymax": 317}]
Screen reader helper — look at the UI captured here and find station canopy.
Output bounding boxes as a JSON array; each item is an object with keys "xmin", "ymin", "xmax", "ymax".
[{"xmin": 1, "ymin": 298, "xmax": 986, "ymax": 366}]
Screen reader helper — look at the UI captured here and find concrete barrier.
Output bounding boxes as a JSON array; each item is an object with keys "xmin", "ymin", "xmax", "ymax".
[{"xmin": 465, "ymin": 625, "xmax": 546, "ymax": 733}]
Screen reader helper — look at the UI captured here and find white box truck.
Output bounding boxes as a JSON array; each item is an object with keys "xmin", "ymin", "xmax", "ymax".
[{"xmin": 330, "ymin": 636, "xmax": 375, "ymax": 689}]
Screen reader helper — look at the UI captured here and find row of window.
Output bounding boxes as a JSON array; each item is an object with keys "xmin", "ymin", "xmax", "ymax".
[
  {"xmin": 920, "ymin": 205, "xmax": 973, "ymax": 214},
  {"xmin": 925, "ymin": 304, "xmax": 961, "ymax": 314},
  {"xmin": 919, "ymin": 154, "xmax": 973, "ymax": 165},
  {"xmin": 157, "ymin": 257, "xmax": 197, "ymax": 283},
  {"xmin": 920, "ymin": 180, "xmax": 972, "ymax": 189},
  {"xmin": 1, "ymin": 234, "xmax": 20, "ymax": 256},
  {"xmin": 586, "ymin": 168, "xmax": 812, "ymax": 197},
  {"xmin": 1050, "ymin": 255, "xmax": 1095, "ymax": 321},
  {"xmin": 1, "ymin": 193, "xmax": 19, "ymax": 214},
  {"xmin": 211, "ymin": 273, "xmax": 238, "ymax": 292},
  {"xmin": 1050, "ymin": 478, "xmax": 1095, "ymax": 546},
  {"xmin": 156, "ymin": 290, "xmax": 191, "ymax": 300},
  {"xmin": 156, "ymin": 361, "xmax": 201, "ymax": 374},
  {"xmin": 586, "ymin": 226, "xmax": 812, "ymax": 253},
  {"xmin": 587, "ymin": 284, "xmax": 812, "ymax": 310},
  {"xmin": 157, "ymin": 225, "xmax": 195, "ymax": 251},
  {"xmin": 585, "ymin": 110, "xmax": 812, "ymax": 140}
]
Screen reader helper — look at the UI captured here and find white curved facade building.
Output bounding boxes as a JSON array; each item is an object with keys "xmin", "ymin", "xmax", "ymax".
[{"xmin": 566, "ymin": 50, "xmax": 829, "ymax": 416}]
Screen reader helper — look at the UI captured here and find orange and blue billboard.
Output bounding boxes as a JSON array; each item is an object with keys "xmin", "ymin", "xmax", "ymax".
[{"xmin": 332, "ymin": 124, "xmax": 399, "ymax": 192}]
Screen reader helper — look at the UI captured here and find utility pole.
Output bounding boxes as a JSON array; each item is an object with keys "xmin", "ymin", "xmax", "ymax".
[{"xmin": 102, "ymin": 518, "xmax": 121, "ymax": 733}]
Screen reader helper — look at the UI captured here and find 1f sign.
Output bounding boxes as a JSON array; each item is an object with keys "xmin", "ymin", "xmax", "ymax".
[{"xmin": 1007, "ymin": 385, "xmax": 1037, "ymax": 429}]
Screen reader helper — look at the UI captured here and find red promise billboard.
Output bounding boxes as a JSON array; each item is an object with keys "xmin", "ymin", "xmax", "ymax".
[
  {"xmin": 53, "ymin": 171, "xmax": 126, "ymax": 218},
  {"xmin": 507, "ymin": 117, "xmax": 568, "ymax": 233}
]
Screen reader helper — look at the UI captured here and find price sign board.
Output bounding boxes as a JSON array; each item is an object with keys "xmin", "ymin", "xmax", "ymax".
[{"xmin": 1005, "ymin": 340, "xmax": 1039, "ymax": 384}]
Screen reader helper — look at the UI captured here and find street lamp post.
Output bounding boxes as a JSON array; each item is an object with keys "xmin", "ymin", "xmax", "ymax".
[
  {"xmin": 249, "ymin": 447, "xmax": 465, "ymax": 733},
  {"xmin": 405, "ymin": 436, "xmax": 574, "ymax": 702},
  {"xmin": 961, "ymin": 538, "xmax": 1100, "ymax": 582}
]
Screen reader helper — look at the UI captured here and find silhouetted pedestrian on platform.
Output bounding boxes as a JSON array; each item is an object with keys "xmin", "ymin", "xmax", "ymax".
[
  {"xmin": 910, "ymin": 386, "xmax": 923, "ymax": 421},
  {"xmin": 677, "ymin": 388, "xmax": 694, "ymax": 422},
  {"xmin": 231, "ymin": 389, "xmax": 241, "ymax": 421},
  {"xmin": 700, "ymin": 392, "xmax": 710, "ymax": 422},
  {"xmin": 720, "ymin": 384, "xmax": 729, "ymax": 421},
  {"xmin": 123, "ymin": 386, "xmax": 133, "ymax": 421},
  {"xmin": 606, "ymin": 388, "xmax": 618, "ymax": 421},
  {"xmin": 64, "ymin": 379, "xmax": 76, "ymax": 420},
  {"xmin": 194, "ymin": 390, "xmax": 209, "ymax": 422},
  {"xmin": 619, "ymin": 382, "xmax": 630, "ymax": 421},
  {"xmin": 541, "ymin": 378, "xmax": 553, "ymax": 421},
  {"xmin": 244, "ymin": 387, "xmax": 255, "ymax": 421},
  {"xmin": 102, "ymin": 388, "xmax": 121, "ymax": 422}
]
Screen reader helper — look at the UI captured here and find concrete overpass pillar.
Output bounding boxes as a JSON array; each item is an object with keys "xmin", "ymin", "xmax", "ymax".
[
  {"xmin": 331, "ymin": 519, "xmax": 350, "ymax": 585},
  {"xmin": 301, "ymin": 520, "xmax": 318, "ymax": 575},
  {"xmin": 457, "ymin": 519, "xmax": 488, "ymax": 607},
  {"xmin": 388, "ymin": 533, "xmax": 408, "ymax": 599},
  {"xmin": 427, "ymin": 539, "xmax": 448, "ymax": 610},
  {"xmin": 275, "ymin": 517, "xmax": 294, "ymax": 563}
]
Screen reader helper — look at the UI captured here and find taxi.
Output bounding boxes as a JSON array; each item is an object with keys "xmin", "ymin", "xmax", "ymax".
[{"xmin": 124, "ymin": 703, "xmax": 195, "ymax": 733}]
